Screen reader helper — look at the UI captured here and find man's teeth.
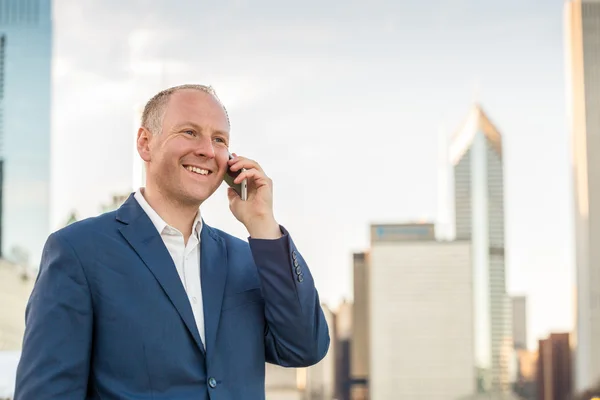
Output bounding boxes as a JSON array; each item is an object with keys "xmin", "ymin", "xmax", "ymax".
[{"xmin": 185, "ymin": 166, "xmax": 209, "ymax": 175}]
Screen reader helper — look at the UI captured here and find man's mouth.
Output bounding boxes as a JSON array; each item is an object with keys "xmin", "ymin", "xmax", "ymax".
[{"xmin": 184, "ymin": 165, "xmax": 212, "ymax": 176}]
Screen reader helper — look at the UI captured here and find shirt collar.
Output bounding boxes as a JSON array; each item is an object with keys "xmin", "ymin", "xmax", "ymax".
[{"xmin": 134, "ymin": 188, "xmax": 202, "ymax": 238}]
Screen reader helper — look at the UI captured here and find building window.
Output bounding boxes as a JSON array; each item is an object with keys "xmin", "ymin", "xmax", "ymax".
[{"xmin": 0, "ymin": 0, "xmax": 40, "ymax": 25}]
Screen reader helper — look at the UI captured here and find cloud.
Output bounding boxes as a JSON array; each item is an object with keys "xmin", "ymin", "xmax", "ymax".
[{"xmin": 51, "ymin": 0, "xmax": 347, "ymax": 228}]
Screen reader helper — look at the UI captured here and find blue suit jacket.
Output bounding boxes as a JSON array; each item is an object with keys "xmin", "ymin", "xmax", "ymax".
[{"xmin": 14, "ymin": 194, "xmax": 330, "ymax": 399}]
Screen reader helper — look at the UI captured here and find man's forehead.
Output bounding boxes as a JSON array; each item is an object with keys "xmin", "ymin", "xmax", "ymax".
[
  {"xmin": 165, "ymin": 90, "xmax": 229, "ymax": 125},
  {"xmin": 169, "ymin": 88, "xmax": 220, "ymax": 106}
]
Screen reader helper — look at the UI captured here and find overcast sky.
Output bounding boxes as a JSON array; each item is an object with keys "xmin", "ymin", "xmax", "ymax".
[{"xmin": 51, "ymin": 0, "xmax": 572, "ymax": 349}]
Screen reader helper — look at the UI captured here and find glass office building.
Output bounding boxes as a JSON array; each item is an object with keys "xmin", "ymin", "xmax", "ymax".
[
  {"xmin": 450, "ymin": 105, "xmax": 513, "ymax": 394},
  {"xmin": 0, "ymin": 0, "xmax": 52, "ymax": 268},
  {"xmin": 565, "ymin": 0, "xmax": 600, "ymax": 392}
]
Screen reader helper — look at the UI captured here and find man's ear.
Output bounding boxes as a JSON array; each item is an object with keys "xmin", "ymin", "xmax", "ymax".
[{"xmin": 137, "ymin": 127, "xmax": 152, "ymax": 162}]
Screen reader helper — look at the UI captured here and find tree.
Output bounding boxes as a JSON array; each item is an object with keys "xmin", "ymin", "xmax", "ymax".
[
  {"xmin": 100, "ymin": 193, "xmax": 129, "ymax": 213},
  {"xmin": 64, "ymin": 210, "xmax": 78, "ymax": 226},
  {"xmin": 572, "ymin": 380, "xmax": 600, "ymax": 400}
]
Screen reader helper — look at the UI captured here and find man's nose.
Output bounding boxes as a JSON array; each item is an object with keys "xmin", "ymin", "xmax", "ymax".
[{"xmin": 193, "ymin": 136, "xmax": 216, "ymax": 159}]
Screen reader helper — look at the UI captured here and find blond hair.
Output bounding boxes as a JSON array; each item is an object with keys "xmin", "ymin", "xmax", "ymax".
[{"xmin": 141, "ymin": 84, "xmax": 230, "ymax": 135}]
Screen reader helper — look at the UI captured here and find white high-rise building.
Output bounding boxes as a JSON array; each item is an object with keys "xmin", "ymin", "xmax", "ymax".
[
  {"xmin": 511, "ymin": 296, "xmax": 527, "ymax": 351},
  {"xmin": 565, "ymin": 0, "xmax": 600, "ymax": 392},
  {"xmin": 450, "ymin": 104, "xmax": 513, "ymax": 394},
  {"xmin": 306, "ymin": 305, "xmax": 336, "ymax": 400},
  {"xmin": 368, "ymin": 223, "xmax": 474, "ymax": 400}
]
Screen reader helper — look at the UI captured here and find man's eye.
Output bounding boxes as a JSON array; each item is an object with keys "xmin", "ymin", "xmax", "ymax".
[
  {"xmin": 214, "ymin": 137, "xmax": 226, "ymax": 143},
  {"xmin": 184, "ymin": 130, "xmax": 195, "ymax": 136}
]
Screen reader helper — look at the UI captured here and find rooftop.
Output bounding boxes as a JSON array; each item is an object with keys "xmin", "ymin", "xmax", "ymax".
[{"xmin": 449, "ymin": 103, "xmax": 503, "ymax": 165}]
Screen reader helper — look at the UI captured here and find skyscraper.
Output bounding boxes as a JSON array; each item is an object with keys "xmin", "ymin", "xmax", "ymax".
[
  {"xmin": 565, "ymin": 0, "xmax": 600, "ymax": 392},
  {"xmin": 537, "ymin": 333, "xmax": 573, "ymax": 400},
  {"xmin": 0, "ymin": 0, "xmax": 52, "ymax": 268},
  {"xmin": 512, "ymin": 296, "xmax": 528, "ymax": 350},
  {"xmin": 368, "ymin": 223, "xmax": 474, "ymax": 399},
  {"xmin": 450, "ymin": 104, "xmax": 513, "ymax": 394},
  {"xmin": 351, "ymin": 252, "xmax": 369, "ymax": 400}
]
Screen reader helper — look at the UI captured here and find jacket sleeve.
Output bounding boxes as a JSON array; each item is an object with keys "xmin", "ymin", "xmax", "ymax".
[
  {"xmin": 248, "ymin": 226, "xmax": 330, "ymax": 367},
  {"xmin": 14, "ymin": 231, "xmax": 93, "ymax": 400}
]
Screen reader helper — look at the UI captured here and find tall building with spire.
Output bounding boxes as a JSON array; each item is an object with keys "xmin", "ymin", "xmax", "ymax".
[
  {"xmin": 565, "ymin": 0, "xmax": 600, "ymax": 392},
  {"xmin": 0, "ymin": 0, "xmax": 52, "ymax": 268},
  {"xmin": 450, "ymin": 104, "xmax": 513, "ymax": 395}
]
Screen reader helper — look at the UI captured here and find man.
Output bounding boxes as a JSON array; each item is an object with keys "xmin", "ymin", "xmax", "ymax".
[{"xmin": 14, "ymin": 84, "xmax": 330, "ymax": 399}]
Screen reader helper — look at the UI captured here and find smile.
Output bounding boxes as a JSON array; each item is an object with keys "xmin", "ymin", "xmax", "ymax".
[{"xmin": 184, "ymin": 165, "xmax": 211, "ymax": 175}]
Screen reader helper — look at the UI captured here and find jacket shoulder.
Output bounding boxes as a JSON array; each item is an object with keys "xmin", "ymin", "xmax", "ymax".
[{"xmin": 54, "ymin": 210, "xmax": 117, "ymax": 241}]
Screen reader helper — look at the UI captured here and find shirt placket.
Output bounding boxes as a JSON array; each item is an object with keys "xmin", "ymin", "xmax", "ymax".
[{"xmin": 185, "ymin": 235, "xmax": 204, "ymax": 346}]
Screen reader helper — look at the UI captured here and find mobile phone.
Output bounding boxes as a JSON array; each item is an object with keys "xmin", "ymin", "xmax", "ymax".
[{"xmin": 223, "ymin": 153, "xmax": 247, "ymax": 201}]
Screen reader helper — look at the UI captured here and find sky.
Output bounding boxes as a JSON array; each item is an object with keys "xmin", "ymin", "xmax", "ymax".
[{"xmin": 51, "ymin": 0, "xmax": 572, "ymax": 350}]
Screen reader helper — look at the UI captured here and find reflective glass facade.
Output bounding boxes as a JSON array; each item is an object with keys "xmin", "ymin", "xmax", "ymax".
[{"xmin": 0, "ymin": 0, "xmax": 51, "ymax": 267}]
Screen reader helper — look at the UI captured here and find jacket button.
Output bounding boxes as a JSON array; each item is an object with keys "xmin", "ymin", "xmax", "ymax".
[{"xmin": 208, "ymin": 377, "xmax": 217, "ymax": 388}]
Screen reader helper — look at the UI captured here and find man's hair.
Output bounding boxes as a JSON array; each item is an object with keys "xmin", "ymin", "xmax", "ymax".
[{"xmin": 141, "ymin": 84, "xmax": 230, "ymax": 135}]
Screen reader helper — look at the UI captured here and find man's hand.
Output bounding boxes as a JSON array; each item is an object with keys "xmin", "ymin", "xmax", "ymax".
[{"xmin": 227, "ymin": 154, "xmax": 282, "ymax": 239}]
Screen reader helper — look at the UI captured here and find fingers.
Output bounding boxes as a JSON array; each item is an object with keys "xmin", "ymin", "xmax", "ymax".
[
  {"xmin": 228, "ymin": 155, "xmax": 263, "ymax": 173},
  {"xmin": 234, "ymin": 168, "xmax": 271, "ymax": 188}
]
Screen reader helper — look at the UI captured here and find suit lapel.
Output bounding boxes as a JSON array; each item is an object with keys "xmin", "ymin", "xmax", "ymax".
[
  {"xmin": 200, "ymin": 224, "xmax": 228, "ymax": 358},
  {"xmin": 116, "ymin": 194, "xmax": 206, "ymax": 355}
]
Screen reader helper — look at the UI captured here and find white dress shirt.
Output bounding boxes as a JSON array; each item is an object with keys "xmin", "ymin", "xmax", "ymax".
[{"xmin": 134, "ymin": 188, "xmax": 206, "ymax": 348}]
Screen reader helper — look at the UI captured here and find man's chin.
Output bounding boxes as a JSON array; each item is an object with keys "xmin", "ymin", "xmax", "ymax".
[{"xmin": 182, "ymin": 187, "xmax": 217, "ymax": 206}]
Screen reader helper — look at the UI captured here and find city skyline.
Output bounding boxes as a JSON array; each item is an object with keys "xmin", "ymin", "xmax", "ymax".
[
  {"xmin": 1, "ymin": 0, "xmax": 596, "ymax": 398},
  {"xmin": 49, "ymin": 0, "xmax": 572, "ymax": 351}
]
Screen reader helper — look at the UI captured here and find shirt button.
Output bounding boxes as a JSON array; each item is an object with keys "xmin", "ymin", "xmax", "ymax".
[
  {"xmin": 192, "ymin": 297, "xmax": 197, "ymax": 304},
  {"xmin": 208, "ymin": 377, "xmax": 217, "ymax": 388}
]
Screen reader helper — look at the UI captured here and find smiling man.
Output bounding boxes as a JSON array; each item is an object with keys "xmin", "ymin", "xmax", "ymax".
[{"xmin": 14, "ymin": 84, "xmax": 330, "ymax": 400}]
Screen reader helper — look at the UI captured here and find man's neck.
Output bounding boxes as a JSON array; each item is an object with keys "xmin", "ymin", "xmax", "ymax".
[{"xmin": 141, "ymin": 185, "xmax": 199, "ymax": 242}]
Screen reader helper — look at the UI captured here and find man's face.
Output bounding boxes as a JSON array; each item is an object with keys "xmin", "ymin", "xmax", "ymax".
[{"xmin": 142, "ymin": 89, "xmax": 230, "ymax": 206}]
